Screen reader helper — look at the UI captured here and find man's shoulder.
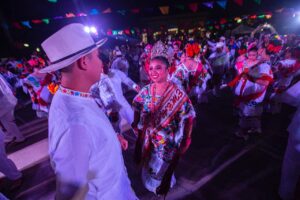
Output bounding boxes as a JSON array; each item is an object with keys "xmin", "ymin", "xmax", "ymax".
[{"xmin": 49, "ymin": 92, "xmax": 91, "ymax": 123}]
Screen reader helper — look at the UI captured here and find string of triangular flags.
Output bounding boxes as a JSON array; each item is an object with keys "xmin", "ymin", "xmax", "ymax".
[{"xmin": 13, "ymin": 0, "xmax": 267, "ymax": 29}]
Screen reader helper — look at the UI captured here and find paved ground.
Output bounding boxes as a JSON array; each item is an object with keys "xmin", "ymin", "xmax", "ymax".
[{"xmin": 1, "ymin": 89, "xmax": 299, "ymax": 200}]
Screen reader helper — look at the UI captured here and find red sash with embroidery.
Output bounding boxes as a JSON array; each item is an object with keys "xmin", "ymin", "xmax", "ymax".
[
  {"xmin": 228, "ymin": 63, "xmax": 273, "ymax": 105},
  {"xmin": 151, "ymin": 83, "xmax": 189, "ymax": 135}
]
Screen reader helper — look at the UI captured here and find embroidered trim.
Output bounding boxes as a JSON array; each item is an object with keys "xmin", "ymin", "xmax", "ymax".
[{"xmin": 59, "ymin": 86, "xmax": 93, "ymax": 98}]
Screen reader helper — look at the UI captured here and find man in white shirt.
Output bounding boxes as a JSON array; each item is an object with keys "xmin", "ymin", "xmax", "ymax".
[
  {"xmin": 0, "ymin": 74, "xmax": 24, "ymax": 143},
  {"xmin": 40, "ymin": 23, "xmax": 137, "ymax": 200}
]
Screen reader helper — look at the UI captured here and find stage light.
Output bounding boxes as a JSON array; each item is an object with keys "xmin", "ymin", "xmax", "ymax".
[
  {"xmin": 90, "ymin": 26, "xmax": 97, "ymax": 33},
  {"xmin": 36, "ymin": 48, "xmax": 40, "ymax": 52},
  {"xmin": 24, "ymin": 43, "xmax": 29, "ymax": 47},
  {"xmin": 265, "ymin": 14, "xmax": 272, "ymax": 19},
  {"xmin": 84, "ymin": 26, "xmax": 90, "ymax": 33}
]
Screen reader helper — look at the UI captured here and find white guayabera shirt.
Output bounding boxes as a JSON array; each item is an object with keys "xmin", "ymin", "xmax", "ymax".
[{"xmin": 48, "ymin": 86, "xmax": 138, "ymax": 200}]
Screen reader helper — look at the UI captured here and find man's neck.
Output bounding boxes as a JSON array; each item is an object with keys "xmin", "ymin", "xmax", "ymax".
[{"xmin": 61, "ymin": 77, "xmax": 92, "ymax": 93}]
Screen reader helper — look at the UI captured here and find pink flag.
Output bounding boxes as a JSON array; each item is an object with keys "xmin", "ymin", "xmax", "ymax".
[{"xmin": 188, "ymin": 3, "xmax": 198, "ymax": 13}]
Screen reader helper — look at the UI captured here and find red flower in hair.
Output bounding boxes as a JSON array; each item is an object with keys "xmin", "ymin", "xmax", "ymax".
[
  {"xmin": 185, "ymin": 43, "xmax": 200, "ymax": 58},
  {"xmin": 192, "ymin": 43, "xmax": 200, "ymax": 55},
  {"xmin": 186, "ymin": 44, "xmax": 195, "ymax": 57}
]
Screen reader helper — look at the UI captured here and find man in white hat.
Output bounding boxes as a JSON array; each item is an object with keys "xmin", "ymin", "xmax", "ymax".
[{"xmin": 40, "ymin": 23, "xmax": 137, "ymax": 200}]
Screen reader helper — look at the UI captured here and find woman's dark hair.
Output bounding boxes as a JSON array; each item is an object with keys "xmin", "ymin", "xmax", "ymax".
[
  {"xmin": 99, "ymin": 52, "xmax": 110, "ymax": 74},
  {"xmin": 150, "ymin": 56, "xmax": 170, "ymax": 68},
  {"xmin": 248, "ymin": 46, "xmax": 258, "ymax": 53}
]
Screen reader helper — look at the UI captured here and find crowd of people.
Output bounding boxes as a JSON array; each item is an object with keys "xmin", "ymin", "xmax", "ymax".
[{"xmin": 0, "ymin": 22, "xmax": 300, "ymax": 199}]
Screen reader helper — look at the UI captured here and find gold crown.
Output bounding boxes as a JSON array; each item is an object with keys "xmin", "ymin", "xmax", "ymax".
[
  {"xmin": 150, "ymin": 41, "xmax": 173, "ymax": 64},
  {"xmin": 151, "ymin": 41, "xmax": 168, "ymax": 59}
]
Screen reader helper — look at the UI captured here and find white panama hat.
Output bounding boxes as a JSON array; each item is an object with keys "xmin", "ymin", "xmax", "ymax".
[{"xmin": 39, "ymin": 23, "xmax": 107, "ymax": 73}]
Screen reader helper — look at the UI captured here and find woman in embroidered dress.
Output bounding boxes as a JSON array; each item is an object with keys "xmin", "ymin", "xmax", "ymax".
[
  {"xmin": 22, "ymin": 65, "xmax": 54, "ymax": 118},
  {"xmin": 132, "ymin": 41, "xmax": 195, "ymax": 196},
  {"xmin": 268, "ymin": 47, "xmax": 300, "ymax": 114},
  {"xmin": 171, "ymin": 43, "xmax": 209, "ymax": 103},
  {"xmin": 225, "ymin": 45, "xmax": 273, "ymax": 140}
]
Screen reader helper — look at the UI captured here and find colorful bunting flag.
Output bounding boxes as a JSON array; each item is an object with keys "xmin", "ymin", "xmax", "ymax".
[
  {"xmin": 102, "ymin": 8, "xmax": 112, "ymax": 14},
  {"xmin": 112, "ymin": 30, "xmax": 118, "ymax": 35},
  {"xmin": 258, "ymin": 14, "xmax": 265, "ymax": 18},
  {"xmin": 66, "ymin": 13, "xmax": 76, "ymax": 18},
  {"xmin": 188, "ymin": 3, "xmax": 198, "ymax": 13},
  {"xmin": 217, "ymin": 0, "xmax": 227, "ymax": 9},
  {"xmin": 159, "ymin": 6, "xmax": 169, "ymax": 15},
  {"xmin": 90, "ymin": 9, "xmax": 99, "ymax": 15},
  {"xmin": 220, "ymin": 18, "xmax": 227, "ymax": 24},
  {"xmin": 117, "ymin": 10, "xmax": 126, "ymax": 16},
  {"xmin": 21, "ymin": 21, "xmax": 32, "ymax": 28},
  {"xmin": 78, "ymin": 13, "xmax": 87, "ymax": 17},
  {"xmin": 12, "ymin": 22, "xmax": 23, "ymax": 30},
  {"xmin": 234, "ymin": 0, "xmax": 243, "ymax": 6},
  {"xmin": 253, "ymin": 0, "xmax": 261, "ymax": 5},
  {"xmin": 131, "ymin": 8, "xmax": 140, "ymax": 14},
  {"xmin": 42, "ymin": 19, "xmax": 50, "ymax": 24},
  {"xmin": 124, "ymin": 29, "xmax": 130, "ymax": 35},
  {"xmin": 107, "ymin": 29, "xmax": 112, "ymax": 35},
  {"xmin": 31, "ymin": 19, "xmax": 43, "ymax": 24},
  {"xmin": 202, "ymin": 2, "xmax": 214, "ymax": 9}
]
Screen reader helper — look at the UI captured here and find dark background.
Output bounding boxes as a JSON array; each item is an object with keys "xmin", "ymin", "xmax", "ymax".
[{"xmin": 0, "ymin": 0, "xmax": 299, "ymax": 57}]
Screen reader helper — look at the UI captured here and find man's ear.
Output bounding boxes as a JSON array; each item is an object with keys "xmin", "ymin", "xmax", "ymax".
[{"xmin": 77, "ymin": 56, "xmax": 89, "ymax": 70}]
